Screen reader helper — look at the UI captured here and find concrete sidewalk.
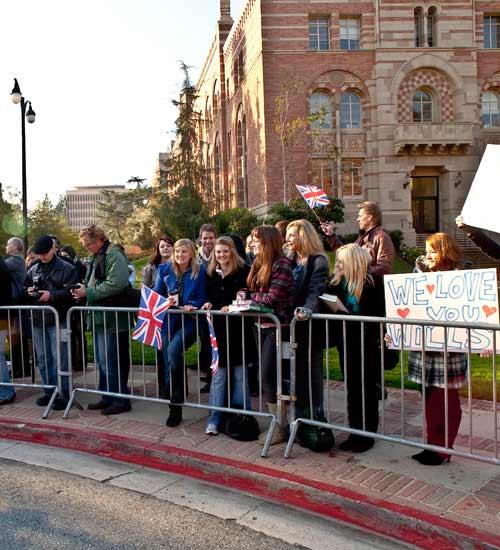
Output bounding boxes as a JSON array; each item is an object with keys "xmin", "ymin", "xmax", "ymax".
[{"xmin": 0, "ymin": 372, "xmax": 499, "ymax": 549}]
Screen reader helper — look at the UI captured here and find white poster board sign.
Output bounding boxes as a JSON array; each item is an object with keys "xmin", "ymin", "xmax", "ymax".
[
  {"xmin": 384, "ymin": 269, "xmax": 499, "ymax": 352},
  {"xmin": 461, "ymin": 144, "xmax": 500, "ymax": 234}
]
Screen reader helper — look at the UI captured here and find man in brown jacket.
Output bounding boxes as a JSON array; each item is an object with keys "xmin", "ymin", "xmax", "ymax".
[{"xmin": 321, "ymin": 201, "xmax": 395, "ymax": 276}]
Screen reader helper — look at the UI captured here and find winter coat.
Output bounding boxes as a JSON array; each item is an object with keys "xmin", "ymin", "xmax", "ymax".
[
  {"xmin": 84, "ymin": 241, "xmax": 130, "ymax": 330},
  {"xmin": 25, "ymin": 255, "xmax": 79, "ymax": 327},
  {"xmin": 0, "ymin": 257, "xmax": 13, "ymax": 329},
  {"xmin": 356, "ymin": 225, "xmax": 395, "ymax": 277},
  {"xmin": 206, "ymin": 264, "xmax": 255, "ymax": 368},
  {"xmin": 153, "ymin": 262, "xmax": 207, "ymax": 334},
  {"xmin": 290, "ymin": 254, "xmax": 329, "ymax": 312},
  {"xmin": 5, "ymin": 253, "xmax": 26, "ymax": 301}
]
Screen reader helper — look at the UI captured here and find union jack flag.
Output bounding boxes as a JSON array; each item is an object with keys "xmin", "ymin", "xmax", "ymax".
[
  {"xmin": 206, "ymin": 312, "xmax": 219, "ymax": 374},
  {"xmin": 132, "ymin": 285, "xmax": 173, "ymax": 350},
  {"xmin": 296, "ymin": 184, "xmax": 330, "ymax": 208}
]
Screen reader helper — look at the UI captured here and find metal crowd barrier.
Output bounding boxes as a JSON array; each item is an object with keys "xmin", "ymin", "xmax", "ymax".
[
  {"xmin": 285, "ymin": 313, "xmax": 500, "ymax": 466},
  {"xmin": 62, "ymin": 306, "xmax": 283, "ymax": 458},
  {"xmin": 0, "ymin": 305, "xmax": 62, "ymax": 418}
]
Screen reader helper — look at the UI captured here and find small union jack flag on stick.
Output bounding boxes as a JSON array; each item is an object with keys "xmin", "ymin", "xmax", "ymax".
[
  {"xmin": 296, "ymin": 184, "xmax": 330, "ymax": 209},
  {"xmin": 205, "ymin": 312, "xmax": 219, "ymax": 374},
  {"xmin": 132, "ymin": 285, "xmax": 174, "ymax": 350}
]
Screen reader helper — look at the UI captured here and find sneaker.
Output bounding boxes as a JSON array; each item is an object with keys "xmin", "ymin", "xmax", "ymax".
[{"xmin": 205, "ymin": 423, "xmax": 219, "ymax": 436}]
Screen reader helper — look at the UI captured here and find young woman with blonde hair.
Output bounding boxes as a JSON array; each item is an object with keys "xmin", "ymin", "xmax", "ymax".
[
  {"xmin": 326, "ymin": 243, "xmax": 385, "ymax": 453},
  {"xmin": 286, "ymin": 220, "xmax": 331, "ymax": 449},
  {"xmin": 154, "ymin": 238, "xmax": 206, "ymax": 427},
  {"xmin": 202, "ymin": 236, "xmax": 252, "ymax": 436}
]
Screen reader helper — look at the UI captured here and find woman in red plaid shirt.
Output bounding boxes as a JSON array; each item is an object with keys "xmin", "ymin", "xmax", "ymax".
[
  {"xmin": 247, "ymin": 225, "xmax": 294, "ymax": 445},
  {"xmin": 408, "ymin": 233, "xmax": 467, "ymax": 466}
]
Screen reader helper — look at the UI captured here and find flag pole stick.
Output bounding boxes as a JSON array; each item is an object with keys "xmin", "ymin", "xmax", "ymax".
[{"xmin": 310, "ymin": 207, "xmax": 323, "ymax": 224}]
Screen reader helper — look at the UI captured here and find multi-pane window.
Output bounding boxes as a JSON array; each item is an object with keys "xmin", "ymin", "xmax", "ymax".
[
  {"xmin": 311, "ymin": 159, "xmax": 335, "ymax": 196},
  {"xmin": 309, "ymin": 17, "xmax": 330, "ymax": 51},
  {"xmin": 412, "ymin": 90, "xmax": 433, "ymax": 122},
  {"xmin": 340, "ymin": 92, "xmax": 362, "ymax": 128},
  {"xmin": 340, "ymin": 18, "xmax": 360, "ymax": 50},
  {"xmin": 427, "ymin": 7, "xmax": 437, "ymax": 47},
  {"xmin": 414, "ymin": 8, "xmax": 424, "ymax": 47},
  {"xmin": 482, "ymin": 92, "xmax": 500, "ymax": 127},
  {"xmin": 484, "ymin": 16, "xmax": 500, "ymax": 48},
  {"xmin": 309, "ymin": 91, "xmax": 333, "ymax": 128},
  {"xmin": 342, "ymin": 159, "xmax": 363, "ymax": 198}
]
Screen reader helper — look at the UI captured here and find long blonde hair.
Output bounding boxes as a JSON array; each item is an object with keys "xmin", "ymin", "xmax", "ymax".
[
  {"xmin": 171, "ymin": 239, "xmax": 200, "ymax": 279},
  {"xmin": 286, "ymin": 219, "xmax": 327, "ymax": 260},
  {"xmin": 207, "ymin": 236, "xmax": 245, "ymax": 276},
  {"xmin": 332, "ymin": 243, "xmax": 372, "ymax": 301}
]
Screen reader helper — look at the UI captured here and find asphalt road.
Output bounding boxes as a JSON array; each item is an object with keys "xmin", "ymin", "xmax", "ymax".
[{"xmin": 0, "ymin": 458, "xmax": 309, "ymax": 550}]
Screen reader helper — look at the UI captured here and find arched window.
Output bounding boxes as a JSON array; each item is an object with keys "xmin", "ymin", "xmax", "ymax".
[
  {"xmin": 482, "ymin": 91, "xmax": 500, "ymax": 127},
  {"xmin": 214, "ymin": 136, "xmax": 221, "ymax": 209},
  {"xmin": 412, "ymin": 90, "xmax": 433, "ymax": 122},
  {"xmin": 212, "ymin": 80, "xmax": 219, "ymax": 117},
  {"xmin": 427, "ymin": 6, "xmax": 437, "ymax": 47},
  {"xmin": 340, "ymin": 92, "xmax": 362, "ymax": 129},
  {"xmin": 309, "ymin": 91, "xmax": 333, "ymax": 129},
  {"xmin": 414, "ymin": 7, "xmax": 424, "ymax": 47},
  {"xmin": 236, "ymin": 108, "xmax": 248, "ymax": 208}
]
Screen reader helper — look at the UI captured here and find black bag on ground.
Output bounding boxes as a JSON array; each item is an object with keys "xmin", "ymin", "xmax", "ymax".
[
  {"xmin": 297, "ymin": 413, "xmax": 335, "ymax": 453},
  {"xmin": 219, "ymin": 413, "xmax": 260, "ymax": 441}
]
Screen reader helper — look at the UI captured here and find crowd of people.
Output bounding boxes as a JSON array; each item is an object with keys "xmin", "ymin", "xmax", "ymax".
[{"xmin": 0, "ymin": 201, "xmax": 481, "ymax": 466}]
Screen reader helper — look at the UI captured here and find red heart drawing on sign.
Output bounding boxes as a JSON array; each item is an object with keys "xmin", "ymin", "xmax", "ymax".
[
  {"xmin": 482, "ymin": 305, "xmax": 497, "ymax": 318},
  {"xmin": 426, "ymin": 284, "xmax": 435, "ymax": 294},
  {"xmin": 397, "ymin": 308, "xmax": 410, "ymax": 318}
]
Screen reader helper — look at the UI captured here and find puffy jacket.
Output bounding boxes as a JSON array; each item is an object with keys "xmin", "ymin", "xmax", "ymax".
[{"xmin": 25, "ymin": 255, "xmax": 79, "ymax": 327}]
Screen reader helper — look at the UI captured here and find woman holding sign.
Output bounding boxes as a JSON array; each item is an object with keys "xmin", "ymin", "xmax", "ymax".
[{"xmin": 408, "ymin": 232, "xmax": 467, "ymax": 466}]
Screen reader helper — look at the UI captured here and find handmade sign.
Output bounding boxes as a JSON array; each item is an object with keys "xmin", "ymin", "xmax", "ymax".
[
  {"xmin": 461, "ymin": 144, "xmax": 500, "ymax": 234},
  {"xmin": 384, "ymin": 269, "xmax": 500, "ymax": 352}
]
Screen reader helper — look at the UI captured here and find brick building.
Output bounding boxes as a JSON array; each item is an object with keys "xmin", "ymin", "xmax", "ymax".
[{"xmin": 194, "ymin": 0, "xmax": 500, "ymax": 243}]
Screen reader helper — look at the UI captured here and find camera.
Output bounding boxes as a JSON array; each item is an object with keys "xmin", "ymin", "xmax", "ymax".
[{"xmin": 30, "ymin": 286, "xmax": 42, "ymax": 300}]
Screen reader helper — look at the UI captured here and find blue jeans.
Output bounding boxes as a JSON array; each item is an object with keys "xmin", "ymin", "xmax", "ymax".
[
  {"xmin": 207, "ymin": 365, "xmax": 252, "ymax": 427},
  {"xmin": 32, "ymin": 324, "xmax": 69, "ymax": 398},
  {"xmin": 162, "ymin": 325, "xmax": 197, "ymax": 404},
  {"xmin": 94, "ymin": 329, "xmax": 130, "ymax": 407},
  {"xmin": 0, "ymin": 330, "xmax": 15, "ymax": 401}
]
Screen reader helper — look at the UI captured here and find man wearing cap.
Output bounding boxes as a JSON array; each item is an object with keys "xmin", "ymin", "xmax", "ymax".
[{"xmin": 25, "ymin": 235, "xmax": 78, "ymax": 410}]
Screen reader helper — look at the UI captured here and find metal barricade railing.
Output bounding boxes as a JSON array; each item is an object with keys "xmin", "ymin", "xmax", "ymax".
[
  {"xmin": 63, "ymin": 306, "xmax": 283, "ymax": 457},
  {"xmin": 0, "ymin": 305, "xmax": 62, "ymax": 418},
  {"xmin": 285, "ymin": 313, "xmax": 500, "ymax": 466}
]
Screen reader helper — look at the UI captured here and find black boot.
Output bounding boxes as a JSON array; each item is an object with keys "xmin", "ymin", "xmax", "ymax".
[{"xmin": 166, "ymin": 405, "xmax": 182, "ymax": 427}]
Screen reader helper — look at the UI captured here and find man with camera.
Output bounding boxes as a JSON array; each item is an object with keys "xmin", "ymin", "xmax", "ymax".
[{"xmin": 25, "ymin": 235, "xmax": 79, "ymax": 410}]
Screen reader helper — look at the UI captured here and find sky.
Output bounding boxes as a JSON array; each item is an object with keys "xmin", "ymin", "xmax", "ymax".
[{"xmin": 0, "ymin": 0, "xmax": 247, "ymax": 207}]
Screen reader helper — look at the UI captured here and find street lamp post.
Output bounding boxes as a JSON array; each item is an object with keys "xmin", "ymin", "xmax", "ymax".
[{"xmin": 11, "ymin": 78, "xmax": 36, "ymax": 252}]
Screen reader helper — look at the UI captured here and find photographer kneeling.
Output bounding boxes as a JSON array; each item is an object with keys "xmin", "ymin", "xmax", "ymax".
[{"xmin": 26, "ymin": 235, "xmax": 79, "ymax": 410}]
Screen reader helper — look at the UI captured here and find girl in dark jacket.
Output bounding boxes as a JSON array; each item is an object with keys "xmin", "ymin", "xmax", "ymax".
[
  {"xmin": 247, "ymin": 225, "xmax": 294, "ymax": 443},
  {"xmin": 327, "ymin": 243, "xmax": 385, "ymax": 453},
  {"xmin": 202, "ymin": 236, "xmax": 251, "ymax": 435},
  {"xmin": 286, "ymin": 219, "xmax": 329, "ymax": 421}
]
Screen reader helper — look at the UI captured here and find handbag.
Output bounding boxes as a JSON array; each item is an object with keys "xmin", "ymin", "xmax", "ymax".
[{"xmin": 219, "ymin": 413, "xmax": 260, "ymax": 441}]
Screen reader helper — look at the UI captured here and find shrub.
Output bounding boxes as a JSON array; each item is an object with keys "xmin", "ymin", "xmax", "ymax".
[
  {"xmin": 266, "ymin": 198, "xmax": 344, "ymax": 232},
  {"xmin": 339, "ymin": 233, "xmax": 358, "ymax": 244},
  {"xmin": 210, "ymin": 208, "xmax": 258, "ymax": 239},
  {"xmin": 388, "ymin": 229, "xmax": 404, "ymax": 252},
  {"xmin": 400, "ymin": 245, "xmax": 421, "ymax": 266}
]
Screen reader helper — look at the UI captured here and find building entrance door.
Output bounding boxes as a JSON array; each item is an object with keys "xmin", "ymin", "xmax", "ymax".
[{"xmin": 411, "ymin": 176, "xmax": 439, "ymax": 233}]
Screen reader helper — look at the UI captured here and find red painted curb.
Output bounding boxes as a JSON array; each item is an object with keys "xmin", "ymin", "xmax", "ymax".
[{"xmin": 0, "ymin": 417, "xmax": 497, "ymax": 550}]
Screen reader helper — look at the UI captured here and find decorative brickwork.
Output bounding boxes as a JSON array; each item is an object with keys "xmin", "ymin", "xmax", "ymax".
[{"xmin": 398, "ymin": 69, "xmax": 455, "ymax": 123}]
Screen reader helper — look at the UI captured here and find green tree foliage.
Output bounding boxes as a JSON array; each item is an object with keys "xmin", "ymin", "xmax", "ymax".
[
  {"xmin": 0, "ymin": 184, "xmax": 23, "ymax": 246},
  {"xmin": 211, "ymin": 208, "xmax": 258, "ymax": 239},
  {"xmin": 152, "ymin": 62, "xmax": 208, "ymax": 240},
  {"xmin": 266, "ymin": 198, "xmax": 344, "ymax": 232},
  {"xmin": 28, "ymin": 195, "xmax": 83, "ymax": 253}
]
